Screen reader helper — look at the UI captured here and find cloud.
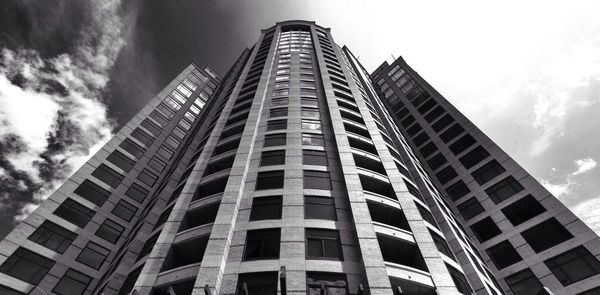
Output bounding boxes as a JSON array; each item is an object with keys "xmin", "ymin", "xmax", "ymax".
[
  {"xmin": 573, "ymin": 158, "xmax": 597, "ymax": 175},
  {"xmin": 0, "ymin": 0, "xmax": 129, "ymax": 237},
  {"xmin": 572, "ymin": 197, "xmax": 600, "ymax": 236}
]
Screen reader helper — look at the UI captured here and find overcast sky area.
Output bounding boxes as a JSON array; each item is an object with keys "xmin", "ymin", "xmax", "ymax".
[{"xmin": 0, "ymin": 0, "xmax": 599, "ymax": 239}]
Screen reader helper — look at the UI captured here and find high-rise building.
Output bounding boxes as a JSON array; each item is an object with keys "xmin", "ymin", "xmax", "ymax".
[{"xmin": 0, "ymin": 20, "xmax": 599, "ymax": 295}]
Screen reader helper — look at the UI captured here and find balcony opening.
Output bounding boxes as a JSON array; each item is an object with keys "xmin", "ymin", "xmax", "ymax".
[
  {"xmin": 378, "ymin": 234, "xmax": 428, "ymax": 272},
  {"xmin": 178, "ymin": 203, "xmax": 219, "ymax": 232},
  {"xmin": 389, "ymin": 277, "xmax": 436, "ymax": 295},
  {"xmin": 203, "ymin": 155, "xmax": 235, "ymax": 176},
  {"xmin": 161, "ymin": 236, "xmax": 209, "ymax": 271},
  {"xmin": 348, "ymin": 136, "xmax": 378, "ymax": 155},
  {"xmin": 152, "ymin": 279, "xmax": 195, "ymax": 295},
  {"xmin": 359, "ymin": 174, "xmax": 396, "ymax": 200},
  {"xmin": 367, "ymin": 201, "xmax": 410, "ymax": 231},
  {"xmin": 353, "ymin": 153, "xmax": 386, "ymax": 175},
  {"xmin": 193, "ymin": 176, "xmax": 229, "ymax": 201}
]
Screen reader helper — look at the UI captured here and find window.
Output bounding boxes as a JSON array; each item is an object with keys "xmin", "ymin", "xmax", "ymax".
[
  {"xmin": 165, "ymin": 136, "xmax": 180, "ymax": 150},
  {"xmin": 112, "ymin": 200, "xmax": 137, "ymax": 222},
  {"xmin": 302, "ymin": 133, "xmax": 324, "ymax": 146},
  {"xmin": 131, "ymin": 128, "xmax": 154, "ymax": 146},
  {"xmin": 436, "ymin": 166, "xmax": 458, "ymax": 184},
  {"xmin": 301, "ymin": 107, "xmax": 320, "ymax": 119},
  {"xmin": 125, "ymin": 183, "xmax": 148, "ymax": 203},
  {"xmin": 260, "ymin": 150, "xmax": 285, "ymax": 166},
  {"xmin": 301, "ymin": 97, "xmax": 319, "ymax": 107},
  {"xmin": 76, "ymin": 242, "xmax": 110, "ymax": 270},
  {"xmin": 120, "ymin": 138, "xmax": 145, "ymax": 159},
  {"xmin": 52, "ymin": 269, "xmax": 92, "ymax": 295},
  {"xmin": 412, "ymin": 132, "xmax": 430, "ymax": 146},
  {"xmin": 150, "ymin": 110, "xmax": 169, "ymax": 126},
  {"xmin": 429, "ymin": 230, "xmax": 454, "ymax": 259},
  {"xmin": 304, "ymin": 196, "xmax": 336, "ymax": 220},
  {"xmin": 446, "ymin": 264, "xmax": 473, "ymax": 294},
  {"xmin": 264, "ymin": 133, "xmax": 286, "ymax": 147},
  {"xmin": 28, "ymin": 221, "xmax": 76, "ymax": 254},
  {"xmin": 256, "ymin": 171, "xmax": 284, "ymax": 190},
  {"xmin": 306, "ymin": 272, "xmax": 348, "ymax": 295},
  {"xmin": 266, "ymin": 119, "xmax": 287, "ymax": 131},
  {"xmin": 141, "ymin": 119, "xmax": 161, "ymax": 136},
  {"xmin": 236, "ymin": 272, "xmax": 278, "ymax": 295},
  {"xmin": 459, "ymin": 146, "xmax": 490, "ymax": 169},
  {"xmin": 148, "ymin": 156, "xmax": 166, "ymax": 173},
  {"xmin": 95, "ymin": 219, "xmax": 124, "ymax": 244},
  {"xmin": 250, "ymin": 196, "xmax": 282, "ymax": 221},
  {"xmin": 521, "ymin": 218, "xmax": 573, "ymax": 253},
  {"xmin": 269, "ymin": 108, "xmax": 287, "ymax": 118},
  {"xmin": 446, "ymin": 181, "xmax": 470, "ymax": 201},
  {"xmin": 243, "ymin": 228, "xmax": 281, "ymax": 260},
  {"xmin": 304, "ymin": 171, "xmax": 331, "ymax": 190},
  {"xmin": 172, "ymin": 126, "xmax": 186, "ymax": 139},
  {"xmin": 440, "ymin": 123, "xmax": 465, "ymax": 143},
  {"xmin": 272, "ymin": 97, "xmax": 288, "ymax": 106},
  {"xmin": 471, "ymin": 160, "xmax": 506, "ymax": 185},
  {"xmin": 545, "ymin": 246, "xmax": 600, "ymax": 286},
  {"xmin": 301, "ymin": 119, "xmax": 321, "ymax": 131},
  {"xmin": 54, "ymin": 199, "xmax": 95, "ymax": 227},
  {"xmin": 92, "ymin": 164, "xmax": 124, "ymax": 188},
  {"xmin": 0, "ymin": 247, "xmax": 54, "ymax": 284},
  {"xmin": 505, "ymin": 269, "xmax": 543, "ymax": 295},
  {"xmin": 416, "ymin": 203, "xmax": 439, "ymax": 229},
  {"xmin": 427, "ymin": 153, "xmax": 447, "ymax": 170},
  {"xmin": 471, "ymin": 217, "xmax": 502, "ymax": 242},
  {"xmin": 424, "ymin": 106, "xmax": 445, "ymax": 122},
  {"xmin": 306, "ymin": 229, "xmax": 342, "ymax": 260},
  {"xmin": 73, "ymin": 180, "xmax": 111, "ymax": 206},
  {"xmin": 157, "ymin": 145, "xmax": 174, "ymax": 160},
  {"xmin": 419, "ymin": 142, "xmax": 437, "ymax": 158},
  {"xmin": 486, "ymin": 241, "xmax": 522, "ymax": 269},
  {"xmin": 457, "ymin": 197, "xmax": 484, "ymax": 220},
  {"xmin": 137, "ymin": 169, "xmax": 158, "ymax": 187},
  {"xmin": 486, "ymin": 176, "xmax": 524, "ymax": 204},
  {"xmin": 303, "ymin": 150, "xmax": 327, "ymax": 166},
  {"xmin": 431, "ymin": 114, "xmax": 454, "ymax": 132},
  {"xmin": 501, "ymin": 195, "xmax": 546, "ymax": 226},
  {"xmin": 107, "ymin": 150, "xmax": 135, "ymax": 172},
  {"xmin": 449, "ymin": 134, "xmax": 476, "ymax": 155}
]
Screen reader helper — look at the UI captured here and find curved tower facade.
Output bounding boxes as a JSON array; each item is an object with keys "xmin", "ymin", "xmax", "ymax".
[{"xmin": 1, "ymin": 20, "xmax": 599, "ymax": 295}]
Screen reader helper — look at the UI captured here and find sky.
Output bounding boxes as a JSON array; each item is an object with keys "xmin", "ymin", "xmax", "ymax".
[{"xmin": 0, "ymin": 0, "xmax": 599, "ymax": 239}]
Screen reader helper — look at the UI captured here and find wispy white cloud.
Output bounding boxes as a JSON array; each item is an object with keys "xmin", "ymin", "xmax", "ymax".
[
  {"xmin": 573, "ymin": 158, "xmax": 597, "ymax": 175},
  {"xmin": 0, "ymin": 0, "xmax": 128, "ymax": 221},
  {"xmin": 541, "ymin": 158, "xmax": 597, "ymax": 200},
  {"xmin": 573, "ymin": 197, "xmax": 600, "ymax": 236}
]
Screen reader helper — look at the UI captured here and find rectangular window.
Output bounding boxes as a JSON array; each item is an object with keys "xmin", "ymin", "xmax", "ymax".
[
  {"xmin": 427, "ymin": 153, "xmax": 447, "ymax": 170},
  {"xmin": 0, "ymin": 248, "xmax": 54, "ymax": 284},
  {"xmin": 137, "ymin": 169, "xmax": 158, "ymax": 187},
  {"xmin": 304, "ymin": 196, "xmax": 336, "ymax": 220},
  {"xmin": 304, "ymin": 171, "xmax": 331, "ymax": 190},
  {"xmin": 306, "ymin": 272, "xmax": 348, "ymax": 294},
  {"xmin": 178, "ymin": 119, "xmax": 192, "ymax": 130},
  {"xmin": 521, "ymin": 218, "xmax": 573, "ymax": 253},
  {"xmin": 76, "ymin": 242, "xmax": 110, "ymax": 270},
  {"xmin": 301, "ymin": 97, "xmax": 319, "ymax": 107},
  {"xmin": 148, "ymin": 156, "xmax": 167, "ymax": 173},
  {"xmin": 141, "ymin": 119, "xmax": 161, "ymax": 136},
  {"xmin": 301, "ymin": 119, "xmax": 321, "ymax": 131},
  {"xmin": 54, "ymin": 199, "xmax": 95, "ymax": 228},
  {"xmin": 436, "ymin": 166, "xmax": 458, "ymax": 185},
  {"xmin": 505, "ymin": 269, "xmax": 543, "ymax": 295},
  {"xmin": 111, "ymin": 200, "xmax": 137, "ymax": 222},
  {"xmin": 256, "ymin": 171, "xmax": 284, "ymax": 190},
  {"xmin": 165, "ymin": 136, "xmax": 180, "ymax": 150},
  {"xmin": 28, "ymin": 221, "xmax": 76, "ymax": 254},
  {"xmin": 303, "ymin": 150, "xmax": 327, "ymax": 166},
  {"xmin": 184, "ymin": 111, "xmax": 196, "ymax": 123},
  {"xmin": 243, "ymin": 228, "xmax": 281, "ymax": 260},
  {"xmin": 419, "ymin": 142, "xmax": 437, "ymax": 158},
  {"xmin": 266, "ymin": 119, "xmax": 287, "ymax": 131},
  {"xmin": 106, "ymin": 150, "xmax": 135, "ymax": 172},
  {"xmin": 471, "ymin": 160, "xmax": 506, "ymax": 185},
  {"xmin": 486, "ymin": 240, "xmax": 522, "ymax": 269},
  {"xmin": 250, "ymin": 196, "xmax": 283, "ymax": 221},
  {"xmin": 157, "ymin": 145, "xmax": 174, "ymax": 160},
  {"xmin": 73, "ymin": 179, "xmax": 111, "ymax": 206},
  {"xmin": 269, "ymin": 108, "xmax": 288, "ymax": 118},
  {"xmin": 172, "ymin": 126, "xmax": 186, "ymax": 140},
  {"xmin": 260, "ymin": 150, "xmax": 286, "ymax": 166},
  {"xmin": 440, "ymin": 123, "xmax": 465, "ymax": 143},
  {"xmin": 52, "ymin": 269, "xmax": 92, "ymax": 295},
  {"xmin": 459, "ymin": 146, "xmax": 490, "ymax": 169},
  {"xmin": 95, "ymin": 219, "xmax": 124, "ymax": 244},
  {"xmin": 457, "ymin": 197, "xmax": 484, "ymax": 220},
  {"xmin": 545, "ymin": 246, "xmax": 600, "ymax": 286},
  {"xmin": 164, "ymin": 96, "xmax": 181, "ymax": 111},
  {"xmin": 92, "ymin": 164, "xmax": 124, "ymax": 189},
  {"xmin": 302, "ymin": 133, "xmax": 324, "ymax": 146},
  {"xmin": 119, "ymin": 138, "xmax": 146, "ymax": 159},
  {"xmin": 301, "ymin": 107, "xmax": 320, "ymax": 119},
  {"xmin": 306, "ymin": 229, "xmax": 342, "ymax": 260},
  {"xmin": 501, "ymin": 195, "xmax": 546, "ymax": 226},
  {"xmin": 412, "ymin": 132, "xmax": 430, "ymax": 147},
  {"xmin": 449, "ymin": 134, "xmax": 476, "ymax": 155},
  {"xmin": 157, "ymin": 102, "xmax": 176, "ymax": 118},
  {"xmin": 131, "ymin": 128, "xmax": 154, "ymax": 146},
  {"xmin": 125, "ymin": 183, "xmax": 148, "ymax": 203},
  {"xmin": 264, "ymin": 133, "xmax": 286, "ymax": 147},
  {"xmin": 271, "ymin": 97, "xmax": 288, "ymax": 106},
  {"xmin": 431, "ymin": 114, "xmax": 455, "ymax": 132},
  {"xmin": 445, "ymin": 181, "xmax": 470, "ymax": 201},
  {"xmin": 150, "ymin": 110, "xmax": 169, "ymax": 126},
  {"xmin": 486, "ymin": 176, "xmax": 524, "ymax": 204},
  {"xmin": 236, "ymin": 272, "xmax": 278, "ymax": 295}
]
